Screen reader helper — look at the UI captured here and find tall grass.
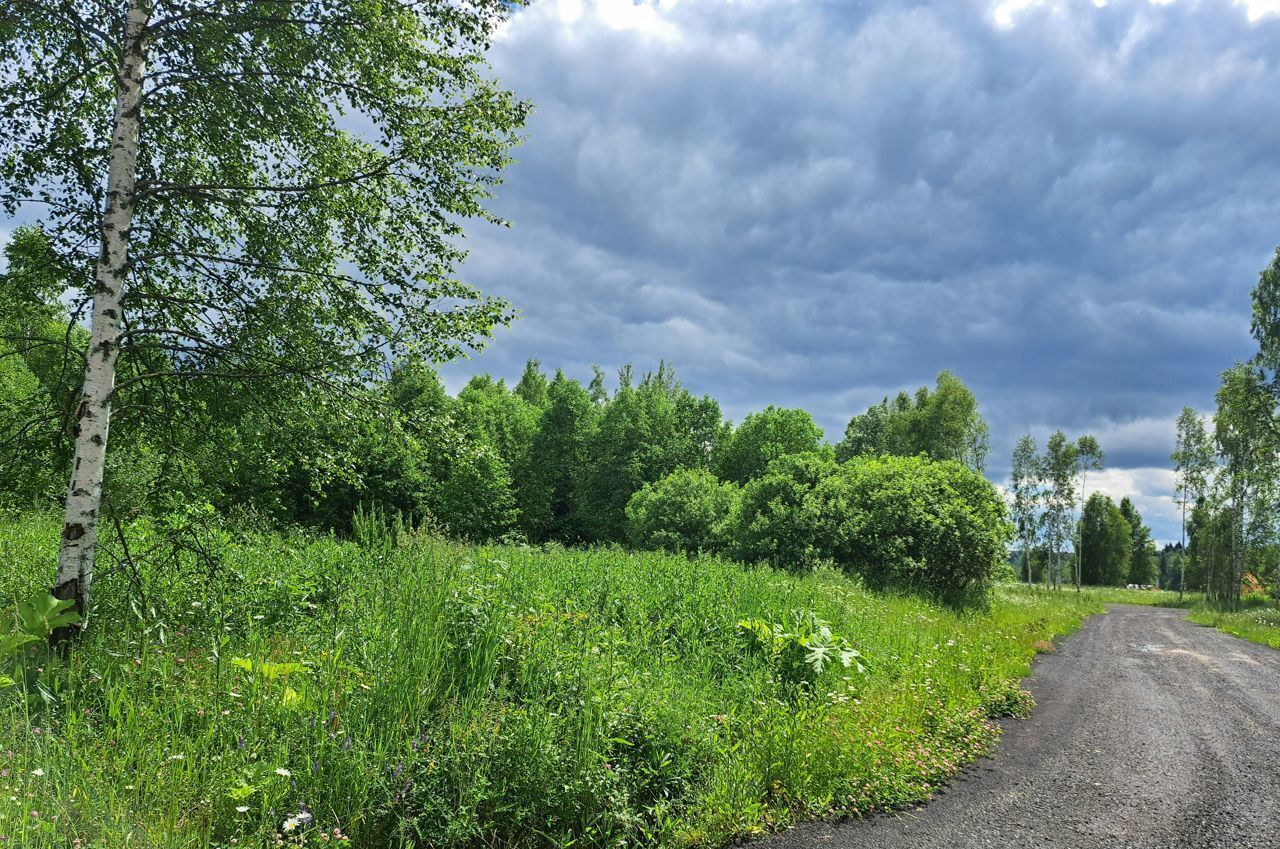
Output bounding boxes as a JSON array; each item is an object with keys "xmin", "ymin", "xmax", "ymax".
[
  {"xmin": 1187, "ymin": 602, "xmax": 1280, "ymax": 649},
  {"xmin": 1, "ymin": 511, "xmax": 1100, "ymax": 848}
]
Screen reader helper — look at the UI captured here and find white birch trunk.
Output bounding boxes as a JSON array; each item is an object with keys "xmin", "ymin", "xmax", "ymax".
[
  {"xmin": 53, "ymin": 0, "xmax": 150, "ymax": 640},
  {"xmin": 1178, "ymin": 497, "xmax": 1187, "ymax": 602}
]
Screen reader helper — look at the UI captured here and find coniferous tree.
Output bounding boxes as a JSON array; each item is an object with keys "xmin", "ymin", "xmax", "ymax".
[
  {"xmin": 1079, "ymin": 493, "xmax": 1130, "ymax": 586},
  {"xmin": 1073, "ymin": 436, "xmax": 1105, "ymax": 591},
  {"xmin": 1119, "ymin": 498, "xmax": 1158, "ymax": 586}
]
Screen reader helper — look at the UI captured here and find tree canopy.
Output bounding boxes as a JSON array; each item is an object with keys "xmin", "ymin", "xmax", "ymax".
[{"xmin": 836, "ymin": 371, "xmax": 989, "ymax": 471}]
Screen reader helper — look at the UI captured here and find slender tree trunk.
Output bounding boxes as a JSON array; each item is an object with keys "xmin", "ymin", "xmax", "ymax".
[
  {"xmin": 1231, "ymin": 494, "xmax": 1245, "ymax": 612},
  {"xmin": 52, "ymin": 0, "xmax": 149, "ymax": 644},
  {"xmin": 1076, "ymin": 474, "xmax": 1085, "ymax": 592},
  {"xmin": 1178, "ymin": 496, "xmax": 1187, "ymax": 603},
  {"xmin": 1207, "ymin": 527, "xmax": 1216, "ymax": 605}
]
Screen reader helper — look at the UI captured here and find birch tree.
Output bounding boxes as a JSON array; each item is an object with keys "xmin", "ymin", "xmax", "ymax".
[
  {"xmin": 1009, "ymin": 434, "xmax": 1041, "ymax": 584},
  {"xmin": 1213, "ymin": 364, "xmax": 1278, "ymax": 609},
  {"xmin": 1171, "ymin": 406, "xmax": 1215, "ymax": 601},
  {"xmin": 1, "ymin": 1, "xmax": 528, "ymax": 640},
  {"xmin": 1042, "ymin": 431, "xmax": 1078, "ymax": 591}
]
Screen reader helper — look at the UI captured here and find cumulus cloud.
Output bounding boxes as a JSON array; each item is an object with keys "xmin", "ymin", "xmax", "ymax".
[{"xmin": 442, "ymin": 2, "xmax": 1280, "ymax": 539}]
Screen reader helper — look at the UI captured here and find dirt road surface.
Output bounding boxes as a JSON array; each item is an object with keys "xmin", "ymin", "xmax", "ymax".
[{"xmin": 758, "ymin": 604, "xmax": 1280, "ymax": 849}]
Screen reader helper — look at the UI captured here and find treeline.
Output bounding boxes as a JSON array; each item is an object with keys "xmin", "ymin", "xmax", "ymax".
[
  {"xmin": 1155, "ymin": 247, "xmax": 1280, "ymax": 607},
  {"xmin": 1005, "ymin": 430, "xmax": 1159, "ymax": 590},
  {"xmin": 2, "ymin": 244, "xmax": 1008, "ymax": 602}
]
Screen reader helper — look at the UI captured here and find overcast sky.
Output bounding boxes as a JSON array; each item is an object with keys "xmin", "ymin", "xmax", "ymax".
[{"xmin": 432, "ymin": 0, "xmax": 1280, "ymax": 543}]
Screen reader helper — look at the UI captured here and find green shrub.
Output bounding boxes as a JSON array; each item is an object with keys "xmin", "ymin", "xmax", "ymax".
[
  {"xmin": 625, "ymin": 467, "xmax": 739, "ymax": 555},
  {"xmin": 730, "ymin": 452, "xmax": 839, "ymax": 569},
  {"xmin": 823, "ymin": 455, "xmax": 1013, "ymax": 605}
]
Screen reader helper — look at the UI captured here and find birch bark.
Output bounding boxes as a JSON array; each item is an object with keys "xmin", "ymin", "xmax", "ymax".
[{"xmin": 53, "ymin": 0, "xmax": 150, "ymax": 640}]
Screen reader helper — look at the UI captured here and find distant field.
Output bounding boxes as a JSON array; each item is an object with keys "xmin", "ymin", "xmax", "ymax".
[
  {"xmin": 1011, "ymin": 583, "xmax": 1280, "ymax": 651},
  {"xmin": 1, "ymin": 512, "xmax": 1101, "ymax": 849},
  {"xmin": 1082, "ymin": 586, "xmax": 1203, "ymax": 609}
]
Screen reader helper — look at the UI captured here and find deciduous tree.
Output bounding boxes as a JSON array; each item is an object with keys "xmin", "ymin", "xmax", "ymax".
[
  {"xmin": 1041, "ymin": 431, "xmax": 1078, "ymax": 590},
  {"xmin": 1, "ymin": 0, "xmax": 528, "ymax": 637},
  {"xmin": 1009, "ymin": 434, "xmax": 1041, "ymax": 584},
  {"xmin": 1172, "ymin": 407, "xmax": 1216, "ymax": 601},
  {"xmin": 715, "ymin": 406, "xmax": 824, "ymax": 484}
]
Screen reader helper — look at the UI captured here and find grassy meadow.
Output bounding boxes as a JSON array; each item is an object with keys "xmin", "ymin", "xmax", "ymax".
[
  {"xmin": 1, "ymin": 511, "xmax": 1101, "ymax": 848},
  {"xmin": 1187, "ymin": 604, "xmax": 1280, "ymax": 649},
  {"xmin": 1067, "ymin": 585, "xmax": 1280, "ymax": 650},
  {"xmin": 1079, "ymin": 586, "xmax": 1202, "ymax": 609}
]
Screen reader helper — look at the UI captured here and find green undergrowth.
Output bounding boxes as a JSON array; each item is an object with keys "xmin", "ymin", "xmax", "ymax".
[
  {"xmin": 1187, "ymin": 604, "xmax": 1280, "ymax": 649},
  {"xmin": 1, "ymin": 512, "xmax": 1100, "ymax": 848}
]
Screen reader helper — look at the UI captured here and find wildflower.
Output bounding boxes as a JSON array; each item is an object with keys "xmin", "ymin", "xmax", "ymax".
[
  {"xmin": 236, "ymin": 806, "xmax": 249, "ymax": 814},
  {"xmin": 275, "ymin": 767, "xmax": 291, "ymax": 777},
  {"xmin": 30, "ymin": 769, "xmax": 44, "ymax": 777},
  {"xmin": 282, "ymin": 817, "xmax": 300, "ymax": 832}
]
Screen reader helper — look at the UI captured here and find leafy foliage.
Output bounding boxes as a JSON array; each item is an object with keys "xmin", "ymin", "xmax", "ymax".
[
  {"xmin": 625, "ymin": 467, "xmax": 739, "ymax": 555},
  {"xmin": 715, "ymin": 406, "xmax": 824, "ymax": 484},
  {"xmin": 730, "ymin": 452, "xmax": 840, "ymax": 569},
  {"xmin": 822, "ymin": 456, "xmax": 1013, "ymax": 606},
  {"xmin": 836, "ymin": 371, "xmax": 989, "ymax": 471},
  {"xmin": 737, "ymin": 610, "xmax": 868, "ymax": 696}
]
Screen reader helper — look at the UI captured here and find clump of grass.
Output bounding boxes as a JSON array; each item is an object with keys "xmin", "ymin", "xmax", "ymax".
[
  {"xmin": 1188, "ymin": 604, "xmax": 1280, "ymax": 649},
  {"xmin": 1, "ymin": 512, "xmax": 1101, "ymax": 848}
]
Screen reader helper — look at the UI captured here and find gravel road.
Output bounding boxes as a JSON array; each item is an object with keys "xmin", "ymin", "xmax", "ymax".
[{"xmin": 758, "ymin": 604, "xmax": 1280, "ymax": 849}]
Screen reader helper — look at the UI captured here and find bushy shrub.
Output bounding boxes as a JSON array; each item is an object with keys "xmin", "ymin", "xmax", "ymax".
[
  {"xmin": 823, "ymin": 455, "xmax": 1012, "ymax": 605},
  {"xmin": 730, "ymin": 452, "xmax": 839, "ymax": 569},
  {"xmin": 624, "ymin": 467, "xmax": 738, "ymax": 555}
]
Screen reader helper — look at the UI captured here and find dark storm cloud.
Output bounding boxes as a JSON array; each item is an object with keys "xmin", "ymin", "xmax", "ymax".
[{"xmin": 439, "ymin": 0, "xmax": 1280, "ymax": 540}]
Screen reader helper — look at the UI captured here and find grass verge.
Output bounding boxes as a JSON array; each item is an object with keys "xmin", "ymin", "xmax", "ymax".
[
  {"xmin": 1187, "ymin": 605, "xmax": 1280, "ymax": 650},
  {"xmin": 1032, "ymin": 583, "xmax": 1280, "ymax": 651},
  {"xmin": 2, "ymin": 512, "xmax": 1101, "ymax": 848}
]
